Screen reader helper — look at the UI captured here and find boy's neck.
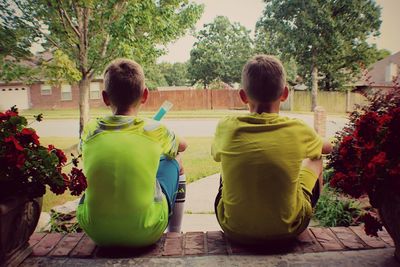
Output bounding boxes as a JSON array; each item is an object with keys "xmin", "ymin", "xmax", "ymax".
[
  {"xmin": 111, "ymin": 105, "xmax": 140, "ymax": 116},
  {"xmin": 248, "ymin": 100, "xmax": 280, "ymax": 114}
]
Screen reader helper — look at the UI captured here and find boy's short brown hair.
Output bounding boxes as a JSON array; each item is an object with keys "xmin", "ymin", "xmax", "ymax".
[
  {"xmin": 242, "ymin": 55, "xmax": 286, "ymax": 103},
  {"xmin": 103, "ymin": 59, "xmax": 145, "ymax": 109}
]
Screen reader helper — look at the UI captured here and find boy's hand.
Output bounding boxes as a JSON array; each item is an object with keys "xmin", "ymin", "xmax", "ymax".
[
  {"xmin": 178, "ymin": 137, "xmax": 188, "ymax": 152},
  {"xmin": 322, "ymin": 138, "xmax": 333, "ymax": 154}
]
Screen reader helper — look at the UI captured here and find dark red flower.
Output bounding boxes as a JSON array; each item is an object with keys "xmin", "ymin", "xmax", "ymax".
[
  {"xmin": 1, "ymin": 107, "xmax": 87, "ymax": 200},
  {"xmin": 16, "ymin": 153, "xmax": 26, "ymax": 168},
  {"xmin": 68, "ymin": 167, "xmax": 87, "ymax": 196},
  {"xmin": 360, "ymin": 212, "xmax": 383, "ymax": 237},
  {"xmin": 4, "ymin": 136, "xmax": 24, "ymax": 151},
  {"xmin": 20, "ymin": 128, "xmax": 40, "ymax": 145},
  {"xmin": 48, "ymin": 145, "xmax": 67, "ymax": 165}
]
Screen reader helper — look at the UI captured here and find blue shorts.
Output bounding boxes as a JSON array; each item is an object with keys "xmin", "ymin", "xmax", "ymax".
[{"xmin": 156, "ymin": 156, "xmax": 180, "ymax": 215}]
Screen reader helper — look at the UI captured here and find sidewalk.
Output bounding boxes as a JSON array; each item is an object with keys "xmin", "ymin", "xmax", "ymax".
[
  {"xmin": 24, "ymin": 227, "xmax": 399, "ymax": 266},
  {"xmin": 182, "ymin": 173, "xmax": 221, "ymax": 232}
]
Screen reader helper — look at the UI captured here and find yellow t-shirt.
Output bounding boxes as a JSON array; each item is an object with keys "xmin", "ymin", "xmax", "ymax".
[{"xmin": 212, "ymin": 113, "xmax": 323, "ymax": 243}]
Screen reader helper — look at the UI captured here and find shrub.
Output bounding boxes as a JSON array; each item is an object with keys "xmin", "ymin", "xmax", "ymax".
[{"xmin": 314, "ymin": 186, "xmax": 361, "ymax": 227}]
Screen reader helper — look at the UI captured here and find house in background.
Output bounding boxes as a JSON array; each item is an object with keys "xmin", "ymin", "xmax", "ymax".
[
  {"xmin": 354, "ymin": 51, "xmax": 400, "ymax": 94},
  {"xmin": 0, "ymin": 79, "xmax": 106, "ymax": 110}
]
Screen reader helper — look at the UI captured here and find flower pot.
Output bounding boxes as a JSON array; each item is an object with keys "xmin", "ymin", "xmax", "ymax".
[
  {"xmin": 0, "ymin": 197, "xmax": 42, "ymax": 267},
  {"xmin": 379, "ymin": 192, "xmax": 400, "ymax": 262}
]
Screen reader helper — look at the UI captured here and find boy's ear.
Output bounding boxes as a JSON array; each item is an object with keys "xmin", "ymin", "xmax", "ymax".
[
  {"xmin": 140, "ymin": 87, "xmax": 149, "ymax": 104},
  {"xmin": 280, "ymin": 86, "xmax": 289, "ymax": 102},
  {"xmin": 239, "ymin": 89, "xmax": 249, "ymax": 104},
  {"xmin": 102, "ymin": 90, "xmax": 111, "ymax": 106}
]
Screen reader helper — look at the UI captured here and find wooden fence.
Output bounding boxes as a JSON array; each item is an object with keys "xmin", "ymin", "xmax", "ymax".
[{"xmin": 143, "ymin": 89, "xmax": 368, "ymax": 113}]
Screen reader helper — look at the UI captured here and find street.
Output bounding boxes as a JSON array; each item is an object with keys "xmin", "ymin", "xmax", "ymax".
[{"xmin": 33, "ymin": 112, "xmax": 348, "ymax": 138}]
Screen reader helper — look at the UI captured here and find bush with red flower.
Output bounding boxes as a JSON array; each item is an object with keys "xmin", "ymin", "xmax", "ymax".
[
  {"xmin": 0, "ymin": 106, "xmax": 87, "ymax": 200},
  {"xmin": 328, "ymin": 85, "xmax": 400, "ymax": 236}
]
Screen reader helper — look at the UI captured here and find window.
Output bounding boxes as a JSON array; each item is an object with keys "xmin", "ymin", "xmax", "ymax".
[
  {"xmin": 41, "ymin": 84, "xmax": 52, "ymax": 95},
  {"xmin": 90, "ymin": 82, "xmax": 101, "ymax": 100},
  {"xmin": 61, "ymin": 84, "xmax": 72, "ymax": 101}
]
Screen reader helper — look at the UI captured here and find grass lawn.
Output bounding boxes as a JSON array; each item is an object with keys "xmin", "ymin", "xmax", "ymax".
[
  {"xmin": 21, "ymin": 108, "xmax": 247, "ymax": 120},
  {"xmin": 40, "ymin": 136, "xmax": 219, "ymax": 212}
]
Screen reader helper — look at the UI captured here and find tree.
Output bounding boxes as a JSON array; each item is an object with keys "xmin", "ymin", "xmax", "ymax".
[
  {"xmin": 254, "ymin": 29, "xmax": 298, "ymax": 85},
  {"xmin": 144, "ymin": 64, "xmax": 168, "ymax": 90},
  {"xmin": 257, "ymin": 0, "xmax": 381, "ymax": 110},
  {"xmin": 188, "ymin": 16, "xmax": 253, "ymax": 88},
  {"xmin": 159, "ymin": 62, "xmax": 189, "ymax": 86},
  {"xmin": 0, "ymin": 0, "xmax": 203, "ymax": 135}
]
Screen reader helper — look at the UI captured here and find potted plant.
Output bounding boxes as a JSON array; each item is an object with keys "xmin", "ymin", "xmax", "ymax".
[
  {"xmin": 0, "ymin": 106, "xmax": 87, "ymax": 266},
  {"xmin": 328, "ymin": 86, "xmax": 400, "ymax": 260}
]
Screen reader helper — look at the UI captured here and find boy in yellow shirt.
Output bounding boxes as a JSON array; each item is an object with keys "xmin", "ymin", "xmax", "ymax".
[
  {"xmin": 212, "ymin": 55, "xmax": 332, "ymax": 244},
  {"xmin": 77, "ymin": 59, "xmax": 187, "ymax": 247}
]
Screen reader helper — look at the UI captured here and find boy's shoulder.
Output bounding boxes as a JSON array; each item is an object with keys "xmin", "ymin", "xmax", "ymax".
[{"xmin": 218, "ymin": 113, "xmax": 307, "ymax": 126}]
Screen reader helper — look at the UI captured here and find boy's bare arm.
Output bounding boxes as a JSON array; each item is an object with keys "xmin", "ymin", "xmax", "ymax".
[{"xmin": 322, "ymin": 139, "xmax": 333, "ymax": 154}]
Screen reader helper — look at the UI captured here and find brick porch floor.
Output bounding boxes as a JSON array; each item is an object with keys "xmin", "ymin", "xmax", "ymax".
[{"xmin": 21, "ymin": 225, "xmax": 395, "ymax": 265}]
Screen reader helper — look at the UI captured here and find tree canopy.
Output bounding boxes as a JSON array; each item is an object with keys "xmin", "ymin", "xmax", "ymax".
[
  {"xmin": 188, "ymin": 16, "xmax": 253, "ymax": 88},
  {"xmin": 160, "ymin": 62, "xmax": 189, "ymax": 86},
  {"xmin": 256, "ymin": 0, "xmax": 382, "ymax": 110},
  {"xmin": 0, "ymin": 0, "xmax": 203, "ymax": 133}
]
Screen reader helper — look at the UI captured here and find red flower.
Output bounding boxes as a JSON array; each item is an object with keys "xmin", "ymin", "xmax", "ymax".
[
  {"xmin": 16, "ymin": 153, "xmax": 26, "ymax": 168},
  {"xmin": 4, "ymin": 136, "xmax": 24, "ymax": 151},
  {"xmin": 360, "ymin": 212, "xmax": 383, "ymax": 237},
  {"xmin": 68, "ymin": 167, "xmax": 87, "ymax": 196},
  {"xmin": 328, "ymin": 86, "xmax": 400, "ymax": 237},
  {"xmin": 50, "ymin": 183, "xmax": 67, "ymax": 195},
  {"xmin": 20, "ymin": 128, "xmax": 40, "ymax": 145},
  {"xmin": 1, "ymin": 106, "xmax": 87, "ymax": 200},
  {"xmin": 365, "ymin": 152, "xmax": 388, "ymax": 180},
  {"xmin": 48, "ymin": 145, "xmax": 67, "ymax": 165}
]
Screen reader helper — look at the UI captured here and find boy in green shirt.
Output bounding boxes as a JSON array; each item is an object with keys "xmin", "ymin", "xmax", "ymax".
[
  {"xmin": 77, "ymin": 59, "xmax": 187, "ymax": 247},
  {"xmin": 212, "ymin": 55, "xmax": 332, "ymax": 244}
]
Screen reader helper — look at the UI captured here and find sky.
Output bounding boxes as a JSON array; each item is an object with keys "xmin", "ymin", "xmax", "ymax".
[{"xmin": 158, "ymin": 0, "xmax": 400, "ymax": 63}]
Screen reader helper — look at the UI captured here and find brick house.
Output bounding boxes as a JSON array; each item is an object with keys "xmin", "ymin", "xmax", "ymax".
[
  {"xmin": 354, "ymin": 51, "xmax": 400, "ymax": 94},
  {"xmin": 0, "ymin": 79, "xmax": 106, "ymax": 110}
]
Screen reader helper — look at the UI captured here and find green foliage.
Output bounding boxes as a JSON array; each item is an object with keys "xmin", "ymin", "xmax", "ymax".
[
  {"xmin": 188, "ymin": 16, "xmax": 253, "ymax": 88},
  {"xmin": 50, "ymin": 211, "xmax": 81, "ymax": 233},
  {"xmin": 0, "ymin": 58, "xmax": 40, "ymax": 83},
  {"xmin": 208, "ymin": 78, "xmax": 228, "ymax": 90},
  {"xmin": 314, "ymin": 186, "xmax": 361, "ymax": 227},
  {"xmin": 42, "ymin": 50, "xmax": 82, "ymax": 85},
  {"xmin": 375, "ymin": 48, "xmax": 391, "ymax": 61},
  {"xmin": 257, "ymin": 0, "xmax": 382, "ymax": 91},
  {"xmin": 159, "ymin": 62, "xmax": 190, "ymax": 86},
  {"xmin": 144, "ymin": 64, "xmax": 169, "ymax": 90},
  {"xmin": 0, "ymin": 0, "xmax": 203, "ymax": 131},
  {"xmin": 323, "ymin": 168, "xmax": 335, "ymax": 184}
]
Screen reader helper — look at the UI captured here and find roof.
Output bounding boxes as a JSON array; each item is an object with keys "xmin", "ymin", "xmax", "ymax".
[{"xmin": 358, "ymin": 51, "xmax": 400, "ymax": 87}]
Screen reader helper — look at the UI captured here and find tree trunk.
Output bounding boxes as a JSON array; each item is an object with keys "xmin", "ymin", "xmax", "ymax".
[
  {"xmin": 311, "ymin": 64, "xmax": 318, "ymax": 112},
  {"xmin": 79, "ymin": 77, "xmax": 90, "ymax": 137}
]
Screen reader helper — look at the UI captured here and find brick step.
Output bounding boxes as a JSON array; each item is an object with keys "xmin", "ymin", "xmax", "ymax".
[{"xmin": 26, "ymin": 226, "xmax": 394, "ymax": 261}]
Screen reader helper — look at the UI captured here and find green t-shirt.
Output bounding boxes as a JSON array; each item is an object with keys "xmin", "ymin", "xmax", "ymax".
[
  {"xmin": 77, "ymin": 115, "xmax": 179, "ymax": 247},
  {"xmin": 212, "ymin": 113, "xmax": 323, "ymax": 243}
]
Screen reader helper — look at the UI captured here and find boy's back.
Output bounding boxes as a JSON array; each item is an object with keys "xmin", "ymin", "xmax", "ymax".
[
  {"xmin": 77, "ymin": 59, "xmax": 187, "ymax": 247},
  {"xmin": 212, "ymin": 113, "xmax": 322, "ymax": 243},
  {"xmin": 212, "ymin": 55, "xmax": 330, "ymax": 244},
  {"xmin": 78, "ymin": 116, "xmax": 177, "ymax": 246}
]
